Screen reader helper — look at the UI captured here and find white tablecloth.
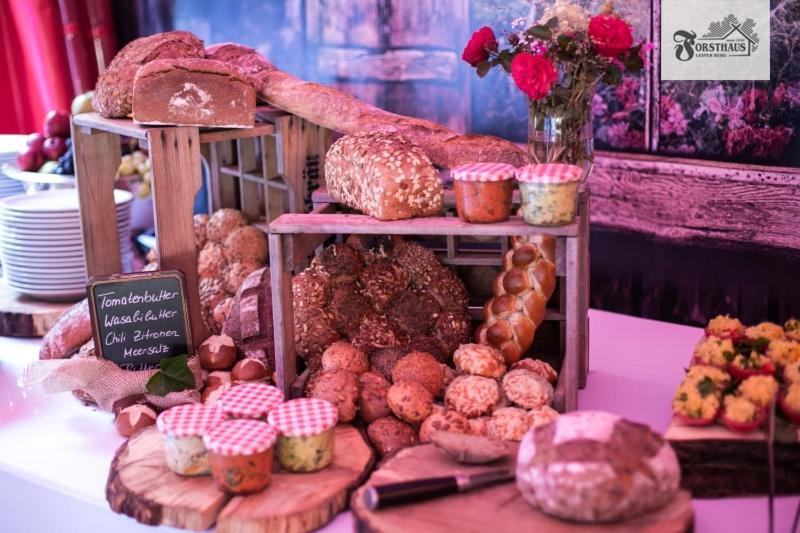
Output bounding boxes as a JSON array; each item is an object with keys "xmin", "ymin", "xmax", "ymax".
[{"xmin": 0, "ymin": 310, "xmax": 796, "ymax": 532}]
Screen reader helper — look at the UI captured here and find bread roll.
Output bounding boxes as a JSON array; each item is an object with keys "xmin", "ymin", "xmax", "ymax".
[{"xmin": 325, "ymin": 132, "xmax": 443, "ymax": 221}]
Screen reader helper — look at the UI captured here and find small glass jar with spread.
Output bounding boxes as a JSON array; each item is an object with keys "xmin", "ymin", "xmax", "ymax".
[
  {"xmin": 451, "ymin": 162, "xmax": 516, "ymax": 223},
  {"xmin": 203, "ymin": 419, "xmax": 278, "ymax": 494},
  {"xmin": 267, "ymin": 398, "xmax": 338, "ymax": 472},
  {"xmin": 218, "ymin": 382, "xmax": 284, "ymax": 420},
  {"xmin": 156, "ymin": 403, "xmax": 223, "ymax": 476},
  {"xmin": 516, "ymin": 163, "xmax": 582, "ymax": 226}
]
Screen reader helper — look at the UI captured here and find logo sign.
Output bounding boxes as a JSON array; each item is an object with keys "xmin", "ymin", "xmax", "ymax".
[
  {"xmin": 661, "ymin": 0, "xmax": 769, "ymax": 80},
  {"xmin": 88, "ymin": 270, "xmax": 193, "ymax": 370}
]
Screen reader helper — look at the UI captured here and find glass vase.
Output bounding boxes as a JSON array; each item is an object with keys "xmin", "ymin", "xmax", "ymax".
[{"xmin": 527, "ymin": 100, "xmax": 594, "ymax": 183}]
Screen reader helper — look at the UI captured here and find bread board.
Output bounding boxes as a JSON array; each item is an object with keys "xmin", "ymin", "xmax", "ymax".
[
  {"xmin": 107, "ymin": 424, "xmax": 374, "ymax": 531},
  {"xmin": 351, "ymin": 443, "xmax": 694, "ymax": 533},
  {"xmin": 0, "ymin": 284, "xmax": 77, "ymax": 337},
  {"xmin": 666, "ymin": 416, "xmax": 800, "ymax": 498}
]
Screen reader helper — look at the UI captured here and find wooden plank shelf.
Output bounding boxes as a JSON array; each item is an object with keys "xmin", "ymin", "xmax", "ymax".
[{"xmin": 269, "ymin": 212, "xmax": 580, "ymax": 237}]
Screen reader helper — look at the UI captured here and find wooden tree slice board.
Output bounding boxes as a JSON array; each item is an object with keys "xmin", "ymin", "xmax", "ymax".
[
  {"xmin": 107, "ymin": 424, "xmax": 374, "ymax": 532},
  {"xmin": 0, "ymin": 285, "xmax": 75, "ymax": 337},
  {"xmin": 351, "ymin": 444, "xmax": 694, "ymax": 533}
]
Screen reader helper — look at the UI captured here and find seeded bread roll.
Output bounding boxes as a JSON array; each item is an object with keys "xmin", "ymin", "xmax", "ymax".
[
  {"xmin": 308, "ymin": 369, "xmax": 360, "ymax": 423},
  {"xmin": 94, "ymin": 31, "xmax": 205, "ymax": 118},
  {"xmin": 367, "ymin": 416, "xmax": 419, "ymax": 457},
  {"xmin": 391, "ymin": 351, "xmax": 444, "ymax": 396},
  {"xmin": 325, "ymin": 131, "xmax": 443, "ymax": 221},
  {"xmin": 132, "ymin": 58, "xmax": 255, "ymax": 127},
  {"xmin": 358, "ymin": 372, "xmax": 391, "ymax": 423}
]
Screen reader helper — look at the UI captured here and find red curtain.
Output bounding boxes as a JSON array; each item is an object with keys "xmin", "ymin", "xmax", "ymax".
[{"xmin": 0, "ymin": 0, "xmax": 114, "ymax": 134}]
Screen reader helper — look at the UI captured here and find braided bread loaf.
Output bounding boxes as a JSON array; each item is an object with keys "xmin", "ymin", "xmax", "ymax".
[{"xmin": 475, "ymin": 236, "xmax": 557, "ymax": 364}]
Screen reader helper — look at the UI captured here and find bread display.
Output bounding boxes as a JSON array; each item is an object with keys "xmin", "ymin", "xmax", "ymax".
[
  {"xmin": 387, "ymin": 380, "xmax": 433, "ymax": 424},
  {"xmin": 475, "ymin": 236, "xmax": 557, "ymax": 364},
  {"xmin": 358, "ymin": 372, "xmax": 391, "ymax": 423},
  {"xmin": 390, "ymin": 352, "xmax": 444, "ymax": 396},
  {"xmin": 453, "ymin": 343, "xmax": 506, "ymax": 379},
  {"xmin": 321, "ymin": 341, "xmax": 369, "ymax": 374},
  {"xmin": 517, "ymin": 411, "xmax": 681, "ymax": 522},
  {"xmin": 419, "ymin": 410, "xmax": 470, "ymax": 443},
  {"xmin": 292, "ymin": 236, "xmax": 470, "ymax": 361},
  {"xmin": 95, "ymin": 31, "xmax": 205, "ymax": 118},
  {"xmin": 213, "ymin": 42, "xmax": 527, "ymax": 169},
  {"xmin": 132, "ymin": 58, "xmax": 255, "ymax": 127},
  {"xmin": 222, "ymin": 267, "xmax": 274, "ymax": 369},
  {"xmin": 39, "ymin": 298, "xmax": 92, "ymax": 360},
  {"xmin": 444, "ymin": 375, "xmax": 501, "ymax": 418},
  {"xmin": 487, "ymin": 407, "xmax": 529, "ymax": 441},
  {"xmin": 325, "ymin": 132, "xmax": 443, "ymax": 221}
]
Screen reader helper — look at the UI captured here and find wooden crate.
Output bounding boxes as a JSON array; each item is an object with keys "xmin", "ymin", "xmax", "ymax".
[
  {"xmin": 71, "ymin": 110, "xmax": 328, "ymax": 347},
  {"xmin": 311, "ymin": 186, "xmax": 591, "ymax": 390},
  {"xmin": 267, "ymin": 194, "xmax": 590, "ymax": 412}
]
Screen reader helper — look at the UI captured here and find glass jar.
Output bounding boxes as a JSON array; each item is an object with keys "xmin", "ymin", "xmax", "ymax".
[
  {"xmin": 451, "ymin": 163, "xmax": 515, "ymax": 223},
  {"xmin": 267, "ymin": 398, "xmax": 338, "ymax": 472},
  {"xmin": 156, "ymin": 403, "xmax": 223, "ymax": 476},
  {"xmin": 217, "ymin": 382, "xmax": 284, "ymax": 420},
  {"xmin": 516, "ymin": 164, "xmax": 582, "ymax": 226},
  {"xmin": 528, "ymin": 99, "xmax": 594, "ymax": 184},
  {"xmin": 204, "ymin": 419, "xmax": 277, "ymax": 494}
]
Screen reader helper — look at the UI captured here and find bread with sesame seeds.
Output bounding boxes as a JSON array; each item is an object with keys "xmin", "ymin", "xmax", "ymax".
[{"xmin": 324, "ymin": 131, "xmax": 443, "ymax": 221}]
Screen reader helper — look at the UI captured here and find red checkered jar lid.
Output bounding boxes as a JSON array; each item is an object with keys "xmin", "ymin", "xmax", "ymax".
[
  {"xmin": 156, "ymin": 403, "xmax": 223, "ymax": 438},
  {"xmin": 267, "ymin": 398, "xmax": 338, "ymax": 437},
  {"xmin": 218, "ymin": 382, "xmax": 285, "ymax": 419},
  {"xmin": 203, "ymin": 419, "xmax": 278, "ymax": 456},
  {"xmin": 451, "ymin": 162, "xmax": 516, "ymax": 182},
  {"xmin": 515, "ymin": 163, "xmax": 582, "ymax": 184}
]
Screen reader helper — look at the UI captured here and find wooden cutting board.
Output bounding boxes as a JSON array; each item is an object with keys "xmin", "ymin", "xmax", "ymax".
[
  {"xmin": 351, "ymin": 444, "xmax": 694, "ymax": 533},
  {"xmin": 107, "ymin": 424, "xmax": 374, "ymax": 531},
  {"xmin": 0, "ymin": 285, "xmax": 75, "ymax": 337}
]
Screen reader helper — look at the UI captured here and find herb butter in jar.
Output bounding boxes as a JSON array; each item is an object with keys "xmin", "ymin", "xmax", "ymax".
[
  {"xmin": 204, "ymin": 419, "xmax": 278, "ymax": 494},
  {"xmin": 218, "ymin": 382, "xmax": 284, "ymax": 420},
  {"xmin": 156, "ymin": 403, "xmax": 223, "ymax": 476},
  {"xmin": 267, "ymin": 398, "xmax": 338, "ymax": 473},
  {"xmin": 515, "ymin": 163, "xmax": 582, "ymax": 226},
  {"xmin": 451, "ymin": 162, "xmax": 516, "ymax": 223}
]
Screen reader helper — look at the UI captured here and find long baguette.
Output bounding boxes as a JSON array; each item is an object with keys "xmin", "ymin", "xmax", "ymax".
[{"xmin": 206, "ymin": 43, "xmax": 527, "ymax": 169}]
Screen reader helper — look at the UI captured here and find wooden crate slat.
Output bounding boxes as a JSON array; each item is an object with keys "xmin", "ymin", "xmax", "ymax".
[
  {"xmin": 198, "ymin": 123, "xmax": 276, "ymax": 143},
  {"xmin": 74, "ymin": 112, "xmax": 151, "ymax": 140},
  {"xmin": 269, "ymin": 213, "xmax": 580, "ymax": 237},
  {"xmin": 72, "ymin": 124, "xmax": 123, "ymax": 277},
  {"xmin": 312, "ymin": 185, "xmax": 525, "ymax": 207}
]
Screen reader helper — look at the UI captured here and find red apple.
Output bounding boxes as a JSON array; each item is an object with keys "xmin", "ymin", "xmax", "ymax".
[
  {"xmin": 43, "ymin": 109, "xmax": 70, "ymax": 138},
  {"xmin": 27, "ymin": 132, "xmax": 45, "ymax": 152},
  {"xmin": 16, "ymin": 147, "xmax": 44, "ymax": 171},
  {"xmin": 42, "ymin": 137, "xmax": 67, "ymax": 161}
]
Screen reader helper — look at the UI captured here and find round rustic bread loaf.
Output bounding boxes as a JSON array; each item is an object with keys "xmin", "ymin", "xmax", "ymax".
[
  {"xmin": 516, "ymin": 411, "xmax": 680, "ymax": 523},
  {"xmin": 292, "ymin": 236, "xmax": 470, "ymax": 361},
  {"xmin": 367, "ymin": 416, "xmax": 419, "ymax": 457}
]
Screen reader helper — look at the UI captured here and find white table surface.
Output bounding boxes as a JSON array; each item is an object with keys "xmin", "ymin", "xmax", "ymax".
[{"xmin": 0, "ymin": 309, "xmax": 797, "ymax": 533}]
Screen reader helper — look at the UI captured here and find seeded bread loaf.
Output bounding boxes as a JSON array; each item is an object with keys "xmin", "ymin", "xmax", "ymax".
[
  {"xmin": 325, "ymin": 132, "xmax": 443, "ymax": 221},
  {"xmin": 132, "ymin": 58, "xmax": 255, "ymax": 127},
  {"xmin": 94, "ymin": 31, "xmax": 205, "ymax": 118}
]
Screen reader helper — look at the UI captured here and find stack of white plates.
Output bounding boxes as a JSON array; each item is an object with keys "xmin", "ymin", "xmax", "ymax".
[
  {"xmin": 0, "ymin": 189, "xmax": 133, "ymax": 301},
  {"xmin": 0, "ymin": 135, "xmax": 28, "ymax": 198}
]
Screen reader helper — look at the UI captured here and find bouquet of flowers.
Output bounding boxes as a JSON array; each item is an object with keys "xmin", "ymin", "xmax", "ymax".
[{"xmin": 463, "ymin": 1, "xmax": 649, "ymax": 174}]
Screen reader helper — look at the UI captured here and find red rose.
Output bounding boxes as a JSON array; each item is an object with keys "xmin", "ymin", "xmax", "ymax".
[
  {"xmin": 511, "ymin": 52, "xmax": 557, "ymax": 101},
  {"xmin": 588, "ymin": 15, "xmax": 633, "ymax": 58},
  {"xmin": 462, "ymin": 26, "xmax": 498, "ymax": 67}
]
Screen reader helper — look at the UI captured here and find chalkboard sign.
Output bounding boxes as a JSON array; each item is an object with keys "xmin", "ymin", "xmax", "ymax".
[{"xmin": 88, "ymin": 271, "xmax": 194, "ymax": 370}]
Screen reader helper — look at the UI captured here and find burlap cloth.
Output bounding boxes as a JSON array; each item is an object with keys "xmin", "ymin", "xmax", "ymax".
[{"xmin": 22, "ymin": 356, "xmax": 203, "ymax": 412}]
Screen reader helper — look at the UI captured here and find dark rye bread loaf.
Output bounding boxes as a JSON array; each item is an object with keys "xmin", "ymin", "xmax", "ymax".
[
  {"xmin": 94, "ymin": 31, "xmax": 204, "ymax": 118},
  {"xmin": 132, "ymin": 58, "xmax": 255, "ymax": 127},
  {"xmin": 206, "ymin": 42, "xmax": 526, "ymax": 169},
  {"xmin": 222, "ymin": 267, "xmax": 274, "ymax": 370}
]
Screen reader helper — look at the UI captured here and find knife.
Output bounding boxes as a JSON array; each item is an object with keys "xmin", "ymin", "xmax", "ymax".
[{"xmin": 363, "ymin": 468, "xmax": 515, "ymax": 510}]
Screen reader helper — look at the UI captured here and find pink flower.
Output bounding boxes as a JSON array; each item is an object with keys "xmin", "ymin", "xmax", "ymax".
[
  {"xmin": 511, "ymin": 52, "xmax": 558, "ymax": 101},
  {"xmin": 462, "ymin": 26, "xmax": 498, "ymax": 67},
  {"xmin": 607, "ymin": 122, "xmax": 645, "ymax": 149},
  {"xmin": 639, "ymin": 42, "xmax": 654, "ymax": 67},
  {"xmin": 591, "ymin": 94, "xmax": 608, "ymax": 117},
  {"xmin": 659, "ymin": 95, "xmax": 688, "ymax": 137},
  {"xmin": 724, "ymin": 126, "xmax": 792, "ymax": 160},
  {"xmin": 614, "ymin": 77, "xmax": 640, "ymax": 109},
  {"xmin": 740, "ymin": 88, "xmax": 768, "ymax": 123},
  {"xmin": 588, "ymin": 15, "xmax": 634, "ymax": 58},
  {"xmin": 773, "ymin": 83, "xmax": 800, "ymax": 106}
]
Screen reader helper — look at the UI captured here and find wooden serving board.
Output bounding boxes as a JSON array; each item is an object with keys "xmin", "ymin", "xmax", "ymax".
[
  {"xmin": 351, "ymin": 444, "xmax": 694, "ymax": 533},
  {"xmin": 0, "ymin": 284, "xmax": 76, "ymax": 337},
  {"xmin": 666, "ymin": 415, "xmax": 800, "ymax": 498},
  {"xmin": 107, "ymin": 424, "xmax": 374, "ymax": 531}
]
